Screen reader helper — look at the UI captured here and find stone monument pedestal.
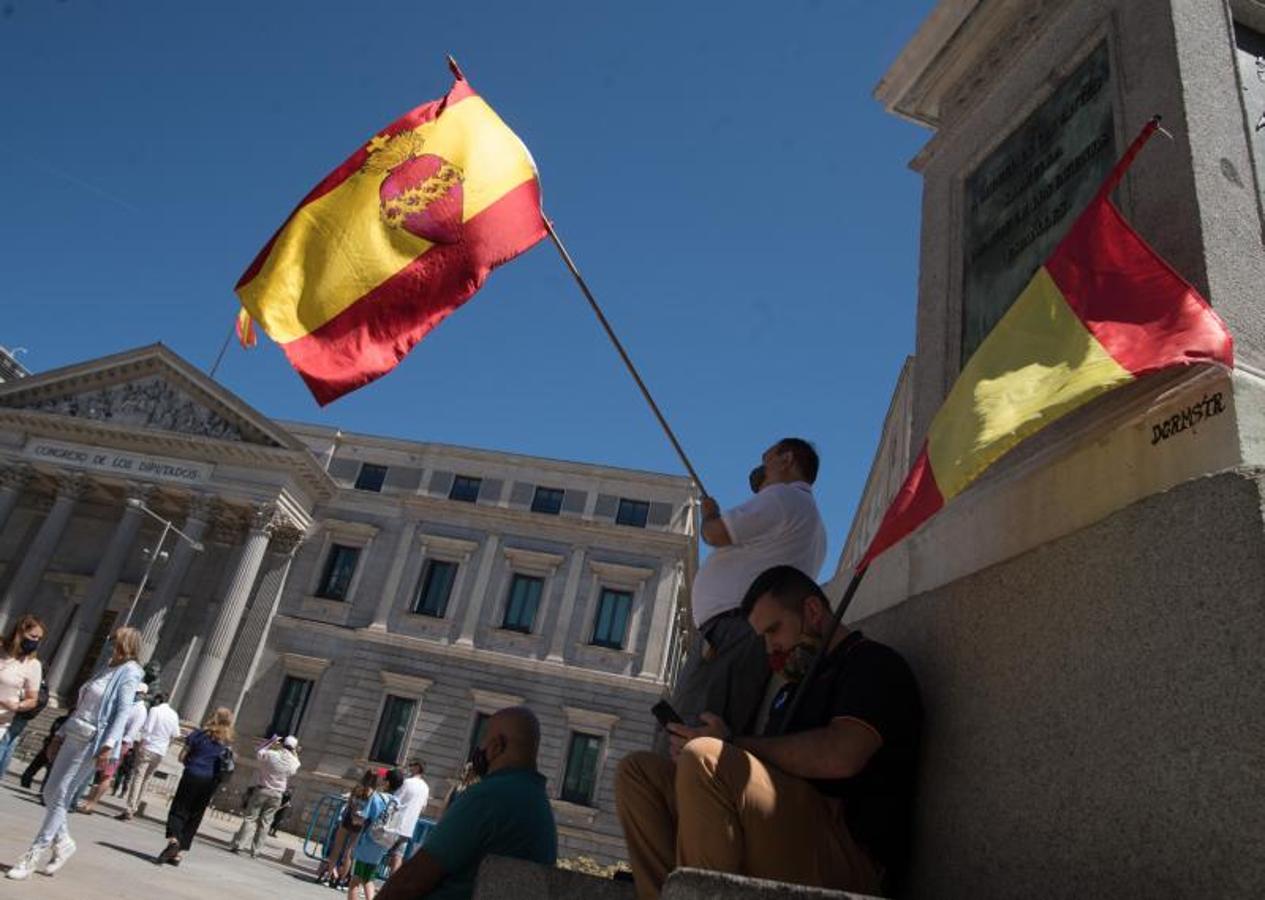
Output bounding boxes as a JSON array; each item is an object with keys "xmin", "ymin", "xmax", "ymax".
[{"xmin": 832, "ymin": 1, "xmax": 1265, "ymax": 896}]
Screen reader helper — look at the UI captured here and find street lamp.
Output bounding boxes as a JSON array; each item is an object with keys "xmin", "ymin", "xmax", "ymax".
[{"xmin": 119, "ymin": 498, "xmax": 205, "ymax": 628}]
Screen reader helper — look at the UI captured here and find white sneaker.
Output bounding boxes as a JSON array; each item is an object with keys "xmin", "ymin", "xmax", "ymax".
[
  {"xmin": 6, "ymin": 847, "xmax": 45, "ymax": 880},
  {"xmin": 41, "ymin": 837, "xmax": 75, "ymax": 876}
]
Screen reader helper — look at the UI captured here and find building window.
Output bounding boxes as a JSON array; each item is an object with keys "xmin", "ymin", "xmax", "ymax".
[
  {"xmin": 530, "ymin": 487, "xmax": 565, "ymax": 515},
  {"xmin": 369, "ymin": 694, "xmax": 416, "ymax": 765},
  {"xmin": 316, "ymin": 544, "xmax": 361, "ymax": 600},
  {"xmin": 468, "ymin": 712, "xmax": 490, "ymax": 755},
  {"xmin": 502, "ymin": 574, "xmax": 543, "ymax": 633},
  {"xmin": 354, "ymin": 463, "xmax": 389, "ymax": 492},
  {"xmin": 615, "ymin": 498, "xmax": 650, "ymax": 528},
  {"xmin": 267, "ymin": 676, "xmax": 313, "ymax": 738},
  {"xmin": 449, "ymin": 476, "xmax": 482, "ymax": 503},
  {"xmin": 413, "ymin": 560, "xmax": 458, "ymax": 617},
  {"xmin": 561, "ymin": 732, "xmax": 603, "ymax": 806},
  {"xmin": 591, "ymin": 588, "xmax": 632, "ymax": 650}
]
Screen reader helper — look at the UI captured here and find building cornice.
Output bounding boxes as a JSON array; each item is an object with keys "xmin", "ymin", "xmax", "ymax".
[
  {"xmin": 873, "ymin": 0, "xmax": 1065, "ymax": 132},
  {"xmin": 274, "ymin": 616, "xmax": 668, "ymax": 693},
  {"xmin": 281, "ymin": 420, "xmax": 696, "ymax": 491},
  {"xmin": 0, "ymin": 410, "xmax": 335, "ymax": 503},
  {"xmin": 324, "ymin": 491, "xmax": 694, "ymax": 557}
]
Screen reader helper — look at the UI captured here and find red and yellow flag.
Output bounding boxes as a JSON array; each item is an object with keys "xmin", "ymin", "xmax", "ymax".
[
  {"xmin": 234, "ymin": 69, "xmax": 546, "ymax": 404},
  {"xmin": 860, "ymin": 121, "xmax": 1233, "ymax": 569}
]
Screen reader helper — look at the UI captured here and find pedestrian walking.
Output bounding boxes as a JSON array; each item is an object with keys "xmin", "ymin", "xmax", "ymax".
[
  {"xmin": 118, "ymin": 691, "xmax": 180, "ymax": 820},
  {"xmin": 316, "ymin": 770, "xmax": 378, "ymax": 888},
  {"xmin": 385, "ymin": 759, "xmax": 429, "ymax": 873},
  {"xmin": 230, "ymin": 734, "xmax": 300, "ymax": 858},
  {"xmin": 79, "ymin": 682, "xmax": 147, "ymax": 813},
  {"xmin": 157, "ymin": 707, "xmax": 235, "ymax": 866},
  {"xmin": 0, "ymin": 615, "xmax": 46, "ymax": 778},
  {"xmin": 348, "ymin": 776, "xmax": 394, "ymax": 900},
  {"xmin": 5, "ymin": 627, "xmax": 144, "ymax": 880},
  {"xmin": 20, "ymin": 712, "xmax": 69, "ymax": 789}
]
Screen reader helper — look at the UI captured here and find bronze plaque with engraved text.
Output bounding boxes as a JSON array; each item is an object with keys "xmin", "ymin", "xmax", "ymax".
[{"xmin": 961, "ymin": 43, "xmax": 1115, "ymax": 365}]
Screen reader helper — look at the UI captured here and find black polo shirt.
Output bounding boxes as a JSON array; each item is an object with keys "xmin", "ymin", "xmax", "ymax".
[{"xmin": 762, "ymin": 630, "xmax": 922, "ymax": 883}]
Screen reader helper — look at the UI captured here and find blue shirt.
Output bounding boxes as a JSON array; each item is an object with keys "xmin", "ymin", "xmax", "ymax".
[
  {"xmin": 421, "ymin": 768, "xmax": 557, "ymax": 900},
  {"xmin": 352, "ymin": 792, "xmax": 390, "ymax": 865},
  {"xmin": 182, "ymin": 729, "xmax": 225, "ymax": 779}
]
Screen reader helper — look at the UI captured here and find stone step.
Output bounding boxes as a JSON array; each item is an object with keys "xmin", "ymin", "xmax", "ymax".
[
  {"xmin": 663, "ymin": 869, "xmax": 884, "ymax": 899},
  {"xmin": 471, "ymin": 857, "xmax": 886, "ymax": 900},
  {"xmin": 473, "ymin": 855, "xmax": 634, "ymax": 900}
]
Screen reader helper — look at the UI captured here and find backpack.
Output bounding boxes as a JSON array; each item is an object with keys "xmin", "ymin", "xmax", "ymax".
[
  {"xmin": 345, "ymin": 793, "xmax": 368, "ymax": 829},
  {"xmin": 368, "ymin": 793, "xmax": 402, "ymax": 848},
  {"xmin": 212, "ymin": 744, "xmax": 236, "ymax": 784}
]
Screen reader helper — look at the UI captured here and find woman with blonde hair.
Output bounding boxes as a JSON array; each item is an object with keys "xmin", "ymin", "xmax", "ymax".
[
  {"xmin": 0, "ymin": 614, "xmax": 46, "ymax": 775},
  {"xmin": 158, "ymin": 706, "xmax": 235, "ymax": 866},
  {"xmin": 6, "ymin": 626, "xmax": 143, "ymax": 880}
]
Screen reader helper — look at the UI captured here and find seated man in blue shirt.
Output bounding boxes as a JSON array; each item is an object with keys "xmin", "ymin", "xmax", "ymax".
[{"xmin": 377, "ymin": 706, "xmax": 557, "ymax": 900}]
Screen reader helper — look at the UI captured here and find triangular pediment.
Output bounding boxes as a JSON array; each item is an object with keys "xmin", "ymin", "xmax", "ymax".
[{"xmin": 0, "ymin": 344, "xmax": 303, "ymax": 450}]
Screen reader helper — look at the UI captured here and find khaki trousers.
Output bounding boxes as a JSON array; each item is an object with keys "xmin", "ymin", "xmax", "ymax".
[
  {"xmin": 615, "ymin": 737, "xmax": 880, "ymax": 900},
  {"xmin": 125, "ymin": 749, "xmax": 164, "ymax": 814},
  {"xmin": 232, "ymin": 787, "xmax": 283, "ymax": 856}
]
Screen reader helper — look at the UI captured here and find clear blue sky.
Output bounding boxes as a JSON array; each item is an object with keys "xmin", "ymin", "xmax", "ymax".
[{"xmin": 0, "ymin": 1, "xmax": 934, "ymax": 570}]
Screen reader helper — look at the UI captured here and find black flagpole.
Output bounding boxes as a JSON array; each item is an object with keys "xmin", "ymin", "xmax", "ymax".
[
  {"xmin": 543, "ymin": 217, "xmax": 709, "ymax": 497},
  {"xmin": 771, "ymin": 565, "xmax": 869, "ymax": 735}
]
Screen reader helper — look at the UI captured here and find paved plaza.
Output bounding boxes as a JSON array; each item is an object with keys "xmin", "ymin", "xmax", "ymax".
[{"xmin": 0, "ymin": 771, "xmax": 329, "ymax": 900}]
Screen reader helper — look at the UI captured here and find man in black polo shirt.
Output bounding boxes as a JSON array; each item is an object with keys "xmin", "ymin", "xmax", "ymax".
[{"xmin": 615, "ymin": 565, "xmax": 922, "ymax": 899}]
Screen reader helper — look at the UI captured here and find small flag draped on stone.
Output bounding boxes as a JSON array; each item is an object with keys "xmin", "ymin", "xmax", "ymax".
[
  {"xmin": 234, "ymin": 66, "xmax": 546, "ymax": 404},
  {"xmin": 860, "ymin": 120, "xmax": 1234, "ymax": 569}
]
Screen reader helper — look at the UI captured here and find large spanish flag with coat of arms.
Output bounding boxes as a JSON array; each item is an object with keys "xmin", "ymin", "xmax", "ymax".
[
  {"xmin": 859, "ymin": 120, "xmax": 1234, "ymax": 569},
  {"xmin": 235, "ymin": 68, "xmax": 546, "ymax": 405}
]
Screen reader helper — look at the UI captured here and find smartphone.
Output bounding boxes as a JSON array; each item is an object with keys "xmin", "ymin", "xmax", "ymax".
[{"xmin": 650, "ymin": 699, "xmax": 685, "ymax": 728}]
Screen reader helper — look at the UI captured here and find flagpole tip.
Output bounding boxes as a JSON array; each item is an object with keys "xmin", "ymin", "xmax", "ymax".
[{"xmin": 447, "ymin": 55, "xmax": 465, "ymax": 81}]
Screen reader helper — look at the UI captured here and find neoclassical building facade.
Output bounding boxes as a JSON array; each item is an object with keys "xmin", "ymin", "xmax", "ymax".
[{"xmin": 0, "ymin": 344, "xmax": 698, "ymax": 862}]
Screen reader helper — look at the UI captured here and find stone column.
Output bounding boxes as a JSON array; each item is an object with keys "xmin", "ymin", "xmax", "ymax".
[
  {"xmin": 138, "ymin": 495, "xmax": 215, "ymax": 660},
  {"xmin": 214, "ymin": 526, "xmax": 304, "ymax": 716},
  {"xmin": 545, "ymin": 547, "xmax": 587, "ymax": 663},
  {"xmin": 46, "ymin": 482, "xmax": 151, "ymax": 698},
  {"xmin": 369, "ymin": 521, "xmax": 418, "ymax": 630},
  {"xmin": 0, "ymin": 465, "xmax": 33, "ymax": 536},
  {"xmin": 181, "ymin": 503, "xmax": 278, "ymax": 723},
  {"xmin": 0, "ymin": 472, "xmax": 86, "ymax": 633},
  {"xmin": 640, "ymin": 563, "xmax": 683, "ymax": 679},
  {"xmin": 453, "ymin": 535, "xmax": 499, "ymax": 647}
]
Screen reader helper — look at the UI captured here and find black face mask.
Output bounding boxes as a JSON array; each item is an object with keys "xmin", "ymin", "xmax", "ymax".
[
  {"xmin": 19, "ymin": 639, "xmax": 39, "ymax": 655},
  {"xmin": 469, "ymin": 745, "xmax": 490, "ymax": 778}
]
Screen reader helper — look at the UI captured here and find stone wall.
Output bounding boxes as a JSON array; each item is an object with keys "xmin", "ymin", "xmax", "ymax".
[{"xmin": 855, "ymin": 468, "xmax": 1265, "ymax": 898}]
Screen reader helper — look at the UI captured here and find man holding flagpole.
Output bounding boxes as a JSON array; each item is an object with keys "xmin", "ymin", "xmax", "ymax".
[{"xmin": 670, "ymin": 438, "xmax": 827, "ymax": 735}]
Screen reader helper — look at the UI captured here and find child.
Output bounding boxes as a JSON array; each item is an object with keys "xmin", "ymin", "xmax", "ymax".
[
  {"xmin": 347, "ymin": 776, "xmax": 395, "ymax": 900},
  {"xmin": 317, "ymin": 771, "xmax": 377, "ymax": 889}
]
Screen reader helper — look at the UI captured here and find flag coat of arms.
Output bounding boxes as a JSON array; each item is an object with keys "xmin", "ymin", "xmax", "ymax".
[
  {"xmin": 235, "ymin": 72, "xmax": 546, "ymax": 405},
  {"xmin": 860, "ymin": 120, "xmax": 1234, "ymax": 569}
]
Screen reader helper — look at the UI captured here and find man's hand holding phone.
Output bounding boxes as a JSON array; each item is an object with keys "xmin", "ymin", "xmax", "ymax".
[{"xmin": 651, "ymin": 700, "xmax": 731, "ymax": 758}]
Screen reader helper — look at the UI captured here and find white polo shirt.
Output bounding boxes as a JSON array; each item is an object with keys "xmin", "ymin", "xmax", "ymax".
[
  {"xmin": 390, "ymin": 775, "xmax": 431, "ymax": 838},
  {"xmin": 691, "ymin": 481, "xmax": 827, "ymax": 627},
  {"xmin": 137, "ymin": 703, "xmax": 181, "ymax": 757}
]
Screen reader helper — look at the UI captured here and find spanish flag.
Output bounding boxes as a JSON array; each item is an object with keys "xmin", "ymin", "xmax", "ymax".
[
  {"xmin": 860, "ymin": 120, "xmax": 1233, "ymax": 568},
  {"xmin": 235, "ymin": 68, "xmax": 546, "ymax": 404}
]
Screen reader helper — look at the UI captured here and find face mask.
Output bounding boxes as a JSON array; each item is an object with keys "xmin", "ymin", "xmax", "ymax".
[
  {"xmin": 781, "ymin": 634, "xmax": 822, "ymax": 683},
  {"xmin": 469, "ymin": 745, "xmax": 490, "ymax": 778},
  {"xmin": 19, "ymin": 638, "xmax": 39, "ymax": 655}
]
